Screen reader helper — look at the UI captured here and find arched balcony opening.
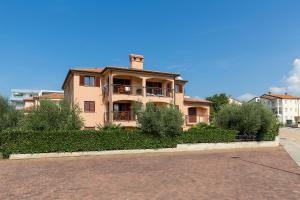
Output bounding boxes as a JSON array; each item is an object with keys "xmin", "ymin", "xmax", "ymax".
[
  {"xmin": 112, "ymin": 75, "xmax": 143, "ymax": 96},
  {"xmin": 105, "ymin": 100, "xmax": 140, "ymax": 123},
  {"xmin": 145, "ymin": 78, "xmax": 173, "ymax": 98}
]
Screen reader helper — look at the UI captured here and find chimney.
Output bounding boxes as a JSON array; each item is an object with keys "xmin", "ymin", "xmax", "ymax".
[
  {"xmin": 129, "ymin": 54, "xmax": 144, "ymax": 70},
  {"xmin": 285, "ymin": 92, "xmax": 288, "ymax": 95}
]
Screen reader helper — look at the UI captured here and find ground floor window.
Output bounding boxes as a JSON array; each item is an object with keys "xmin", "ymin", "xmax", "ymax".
[{"xmin": 84, "ymin": 101, "xmax": 95, "ymax": 112}]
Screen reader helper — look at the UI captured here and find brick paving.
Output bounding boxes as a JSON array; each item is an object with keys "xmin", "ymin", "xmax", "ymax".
[{"xmin": 0, "ymin": 147, "xmax": 300, "ymax": 200}]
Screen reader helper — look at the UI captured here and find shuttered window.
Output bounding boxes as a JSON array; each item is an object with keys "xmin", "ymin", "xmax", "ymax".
[
  {"xmin": 84, "ymin": 101, "xmax": 95, "ymax": 112},
  {"xmin": 79, "ymin": 76, "xmax": 100, "ymax": 87}
]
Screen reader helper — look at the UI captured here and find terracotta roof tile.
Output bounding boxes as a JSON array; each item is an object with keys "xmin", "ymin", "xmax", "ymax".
[
  {"xmin": 263, "ymin": 93, "xmax": 300, "ymax": 99},
  {"xmin": 184, "ymin": 97, "xmax": 211, "ymax": 104},
  {"xmin": 38, "ymin": 93, "xmax": 64, "ymax": 100},
  {"xmin": 73, "ymin": 68, "xmax": 103, "ymax": 73}
]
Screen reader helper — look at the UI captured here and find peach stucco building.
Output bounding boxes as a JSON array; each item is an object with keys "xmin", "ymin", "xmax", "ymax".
[{"xmin": 62, "ymin": 54, "xmax": 211, "ymax": 129}]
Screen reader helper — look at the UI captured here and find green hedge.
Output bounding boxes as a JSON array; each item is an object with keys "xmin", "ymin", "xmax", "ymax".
[
  {"xmin": 0, "ymin": 130, "xmax": 177, "ymax": 158},
  {"xmin": 0, "ymin": 127, "xmax": 240, "ymax": 158},
  {"xmin": 178, "ymin": 126, "xmax": 238, "ymax": 144}
]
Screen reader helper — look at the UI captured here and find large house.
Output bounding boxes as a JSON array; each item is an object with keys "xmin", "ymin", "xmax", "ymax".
[
  {"xmin": 10, "ymin": 89, "xmax": 63, "ymax": 110},
  {"xmin": 62, "ymin": 54, "xmax": 211, "ymax": 130},
  {"xmin": 249, "ymin": 92, "xmax": 300, "ymax": 125}
]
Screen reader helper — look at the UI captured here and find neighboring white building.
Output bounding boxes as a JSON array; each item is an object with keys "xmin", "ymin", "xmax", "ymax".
[
  {"xmin": 258, "ymin": 93, "xmax": 300, "ymax": 125},
  {"xmin": 10, "ymin": 89, "xmax": 63, "ymax": 110},
  {"xmin": 228, "ymin": 96, "xmax": 242, "ymax": 105},
  {"xmin": 248, "ymin": 97, "xmax": 261, "ymax": 103}
]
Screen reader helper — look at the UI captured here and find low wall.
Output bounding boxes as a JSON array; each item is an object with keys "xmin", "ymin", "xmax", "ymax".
[{"xmin": 9, "ymin": 137, "xmax": 279, "ymax": 160}]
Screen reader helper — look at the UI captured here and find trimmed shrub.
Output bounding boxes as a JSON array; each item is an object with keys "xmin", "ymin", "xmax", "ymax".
[{"xmin": 215, "ymin": 102, "xmax": 279, "ymax": 140}]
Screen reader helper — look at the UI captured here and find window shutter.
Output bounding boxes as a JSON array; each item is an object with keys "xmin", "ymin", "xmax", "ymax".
[
  {"xmin": 179, "ymin": 85, "xmax": 183, "ymax": 93},
  {"xmin": 91, "ymin": 101, "xmax": 95, "ymax": 112},
  {"xmin": 80, "ymin": 75, "xmax": 84, "ymax": 86},
  {"xmin": 95, "ymin": 77, "xmax": 100, "ymax": 87}
]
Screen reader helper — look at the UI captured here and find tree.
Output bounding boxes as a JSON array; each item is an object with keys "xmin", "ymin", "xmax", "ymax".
[
  {"xmin": 0, "ymin": 95, "xmax": 23, "ymax": 131},
  {"xmin": 136, "ymin": 102, "xmax": 184, "ymax": 136},
  {"xmin": 20, "ymin": 99, "xmax": 83, "ymax": 131},
  {"xmin": 206, "ymin": 93, "xmax": 229, "ymax": 118},
  {"xmin": 215, "ymin": 102, "xmax": 279, "ymax": 139}
]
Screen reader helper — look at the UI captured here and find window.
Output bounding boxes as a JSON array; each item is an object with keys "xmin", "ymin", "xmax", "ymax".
[
  {"xmin": 84, "ymin": 101, "xmax": 95, "ymax": 112},
  {"xmin": 84, "ymin": 76, "xmax": 95, "ymax": 86}
]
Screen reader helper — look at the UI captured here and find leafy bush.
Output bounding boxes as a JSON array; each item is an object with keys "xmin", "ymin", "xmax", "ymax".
[
  {"xmin": 19, "ymin": 99, "xmax": 83, "ymax": 131},
  {"xmin": 178, "ymin": 124, "xmax": 238, "ymax": 143},
  {"xmin": 215, "ymin": 102, "xmax": 279, "ymax": 140},
  {"xmin": 0, "ymin": 96, "xmax": 23, "ymax": 131},
  {"xmin": 136, "ymin": 102, "xmax": 184, "ymax": 136}
]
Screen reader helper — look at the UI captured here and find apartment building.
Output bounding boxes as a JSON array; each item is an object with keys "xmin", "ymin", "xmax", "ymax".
[
  {"xmin": 10, "ymin": 89, "xmax": 63, "ymax": 110},
  {"xmin": 62, "ymin": 54, "xmax": 211, "ymax": 129},
  {"xmin": 255, "ymin": 92, "xmax": 300, "ymax": 125}
]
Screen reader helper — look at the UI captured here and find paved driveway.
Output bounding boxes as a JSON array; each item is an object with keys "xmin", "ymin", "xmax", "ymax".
[
  {"xmin": 280, "ymin": 128, "xmax": 300, "ymax": 166},
  {"xmin": 0, "ymin": 148, "xmax": 300, "ymax": 200}
]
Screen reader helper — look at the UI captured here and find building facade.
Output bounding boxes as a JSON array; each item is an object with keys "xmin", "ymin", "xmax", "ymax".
[
  {"xmin": 62, "ymin": 54, "xmax": 211, "ymax": 130},
  {"xmin": 10, "ymin": 89, "xmax": 63, "ymax": 110},
  {"xmin": 256, "ymin": 93, "xmax": 300, "ymax": 125}
]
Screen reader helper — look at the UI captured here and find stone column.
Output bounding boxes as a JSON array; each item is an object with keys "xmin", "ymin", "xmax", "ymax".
[{"xmin": 108, "ymin": 71, "xmax": 113, "ymax": 123}]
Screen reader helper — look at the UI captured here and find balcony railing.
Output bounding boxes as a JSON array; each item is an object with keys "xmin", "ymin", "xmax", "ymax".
[
  {"xmin": 102, "ymin": 85, "xmax": 173, "ymax": 98},
  {"xmin": 104, "ymin": 111, "xmax": 135, "ymax": 122},
  {"xmin": 185, "ymin": 115, "xmax": 210, "ymax": 124},
  {"xmin": 113, "ymin": 84, "xmax": 143, "ymax": 96},
  {"xmin": 146, "ymin": 87, "xmax": 172, "ymax": 97}
]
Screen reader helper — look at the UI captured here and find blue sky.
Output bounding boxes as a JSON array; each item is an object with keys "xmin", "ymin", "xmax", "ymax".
[{"xmin": 1, "ymin": 0, "xmax": 300, "ymax": 100}]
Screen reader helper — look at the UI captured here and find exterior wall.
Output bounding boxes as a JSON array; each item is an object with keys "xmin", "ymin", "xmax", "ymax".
[
  {"xmin": 73, "ymin": 73, "xmax": 104, "ymax": 128},
  {"xmin": 64, "ymin": 75, "xmax": 74, "ymax": 105},
  {"xmin": 281, "ymin": 99, "xmax": 300, "ymax": 124}
]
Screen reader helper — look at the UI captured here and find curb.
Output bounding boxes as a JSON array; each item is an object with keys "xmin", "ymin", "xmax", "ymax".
[{"xmin": 9, "ymin": 137, "xmax": 279, "ymax": 160}]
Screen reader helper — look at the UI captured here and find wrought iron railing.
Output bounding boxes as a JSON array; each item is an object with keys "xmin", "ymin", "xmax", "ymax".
[
  {"xmin": 102, "ymin": 85, "xmax": 173, "ymax": 97},
  {"xmin": 185, "ymin": 115, "xmax": 210, "ymax": 124},
  {"xmin": 113, "ymin": 84, "xmax": 143, "ymax": 96}
]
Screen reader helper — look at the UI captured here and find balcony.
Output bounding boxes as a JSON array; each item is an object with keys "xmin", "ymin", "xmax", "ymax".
[
  {"xmin": 104, "ymin": 111, "xmax": 137, "ymax": 127},
  {"xmin": 185, "ymin": 115, "xmax": 210, "ymax": 125}
]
